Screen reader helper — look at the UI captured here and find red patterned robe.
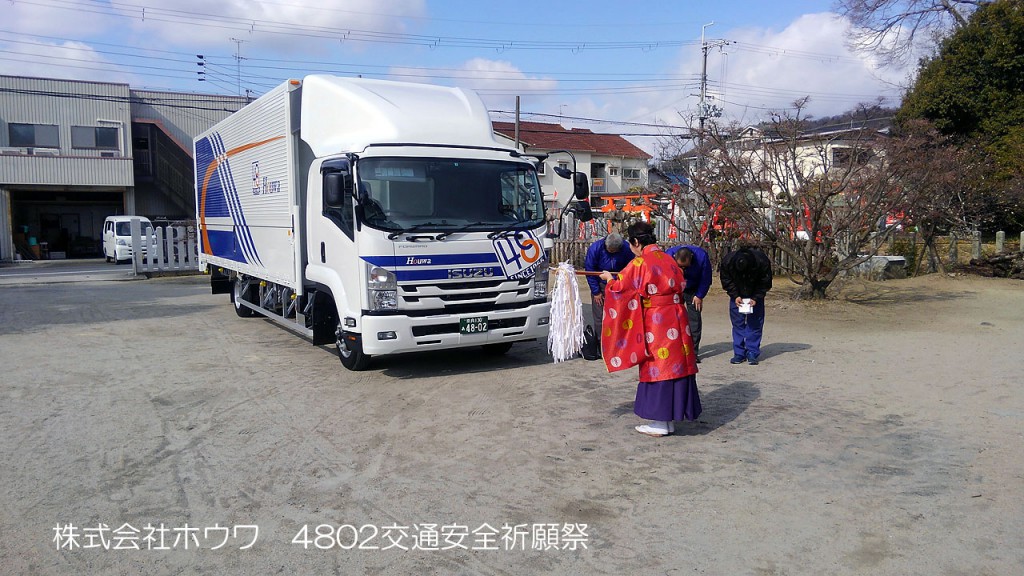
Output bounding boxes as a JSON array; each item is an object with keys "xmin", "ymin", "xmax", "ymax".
[{"xmin": 601, "ymin": 245, "xmax": 699, "ymax": 382}]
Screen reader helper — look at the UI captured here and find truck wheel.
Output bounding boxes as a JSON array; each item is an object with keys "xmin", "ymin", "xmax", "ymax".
[
  {"xmin": 481, "ymin": 342, "xmax": 514, "ymax": 355},
  {"xmin": 232, "ymin": 277, "xmax": 256, "ymax": 318},
  {"xmin": 336, "ymin": 324, "xmax": 371, "ymax": 371}
]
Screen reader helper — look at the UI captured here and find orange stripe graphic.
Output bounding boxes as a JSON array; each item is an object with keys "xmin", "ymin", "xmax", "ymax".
[{"xmin": 200, "ymin": 135, "xmax": 285, "ymax": 255}]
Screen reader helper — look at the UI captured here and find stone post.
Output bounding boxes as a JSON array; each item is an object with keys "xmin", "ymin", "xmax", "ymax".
[
  {"xmin": 996, "ymin": 231, "xmax": 1005, "ymax": 253},
  {"xmin": 949, "ymin": 233, "xmax": 958, "ymax": 264},
  {"xmin": 972, "ymin": 230, "xmax": 982, "ymax": 260}
]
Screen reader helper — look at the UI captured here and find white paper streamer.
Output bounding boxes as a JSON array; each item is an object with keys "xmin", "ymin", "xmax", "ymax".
[{"xmin": 547, "ymin": 261, "xmax": 586, "ymax": 363}]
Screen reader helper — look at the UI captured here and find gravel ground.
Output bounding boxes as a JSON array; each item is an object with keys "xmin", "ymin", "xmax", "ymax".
[{"xmin": 0, "ymin": 272, "xmax": 1021, "ymax": 575}]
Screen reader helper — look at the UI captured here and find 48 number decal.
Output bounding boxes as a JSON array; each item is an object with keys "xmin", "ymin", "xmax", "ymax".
[{"xmin": 493, "ymin": 231, "xmax": 543, "ymax": 280}]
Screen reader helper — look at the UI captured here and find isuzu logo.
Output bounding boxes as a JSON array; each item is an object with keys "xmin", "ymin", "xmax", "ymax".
[
  {"xmin": 448, "ymin": 268, "xmax": 495, "ymax": 279},
  {"xmin": 405, "ymin": 257, "xmax": 432, "ymax": 265}
]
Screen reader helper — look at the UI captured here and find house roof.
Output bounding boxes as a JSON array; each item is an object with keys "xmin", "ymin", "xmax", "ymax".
[
  {"xmin": 737, "ymin": 116, "xmax": 892, "ymax": 142},
  {"xmin": 492, "ymin": 121, "xmax": 651, "ymax": 160}
]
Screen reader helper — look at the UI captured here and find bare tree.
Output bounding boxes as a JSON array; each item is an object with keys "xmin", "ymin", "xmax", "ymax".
[
  {"xmin": 674, "ymin": 99, "xmax": 956, "ymax": 299},
  {"xmin": 835, "ymin": 0, "xmax": 988, "ymax": 64},
  {"xmin": 885, "ymin": 120, "xmax": 968, "ymax": 274}
]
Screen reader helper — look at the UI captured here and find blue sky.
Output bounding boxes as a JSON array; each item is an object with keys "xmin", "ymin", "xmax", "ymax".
[{"xmin": 1, "ymin": 0, "xmax": 920, "ymax": 155}]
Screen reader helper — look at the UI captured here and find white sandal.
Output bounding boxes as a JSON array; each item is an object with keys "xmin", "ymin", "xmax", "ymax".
[{"xmin": 635, "ymin": 423, "xmax": 669, "ymax": 437}]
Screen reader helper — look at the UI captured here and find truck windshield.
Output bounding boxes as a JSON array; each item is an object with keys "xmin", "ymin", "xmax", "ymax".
[{"xmin": 355, "ymin": 157, "xmax": 544, "ymax": 233}]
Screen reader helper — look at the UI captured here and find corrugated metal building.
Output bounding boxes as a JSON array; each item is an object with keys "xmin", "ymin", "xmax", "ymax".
[{"xmin": 0, "ymin": 75, "xmax": 246, "ymax": 261}]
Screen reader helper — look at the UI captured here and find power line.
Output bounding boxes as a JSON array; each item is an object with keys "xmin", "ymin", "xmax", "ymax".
[
  {"xmin": 730, "ymin": 41, "xmax": 866, "ymax": 65},
  {"xmin": 0, "ymin": 86, "xmax": 246, "ymax": 112},
  {"xmin": 16, "ymin": 0, "xmax": 699, "ymax": 52},
  {"xmin": 490, "ymin": 110, "xmax": 691, "ymax": 131}
]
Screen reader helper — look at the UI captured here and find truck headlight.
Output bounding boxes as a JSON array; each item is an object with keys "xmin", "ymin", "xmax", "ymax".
[
  {"xmin": 368, "ymin": 265, "xmax": 397, "ymax": 290},
  {"xmin": 371, "ymin": 290, "xmax": 398, "ymax": 310},
  {"xmin": 533, "ymin": 258, "xmax": 549, "ymax": 298},
  {"xmin": 367, "ymin": 265, "xmax": 398, "ymax": 310},
  {"xmin": 116, "ymin": 238, "xmax": 128, "ymax": 246}
]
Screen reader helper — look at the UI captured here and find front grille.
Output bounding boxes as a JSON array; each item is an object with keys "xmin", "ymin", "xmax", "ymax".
[
  {"xmin": 404, "ymin": 279, "xmax": 514, "ymax": 292},
  {"xmin": 399, "ymin": 277, "xmax": 535, "ymax": 312},
  {"xmin": 396, "ymin": 299, "xmax": 545, "ymax": 317},
  {"xmin": 412, "ymin": 323, "xmax": 459, "ymax": 337},
  {"xmin": 490, "ymin": 317, "xmax": 527, "ymax": 329},
  {"xmin": 411, "ymin": 316, "xmax": 527, "ymax": 337}
]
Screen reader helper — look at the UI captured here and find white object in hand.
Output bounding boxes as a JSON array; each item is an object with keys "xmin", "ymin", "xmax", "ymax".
[{"xmin": 738, "ymin": 298, "xmax": 754, "ymax": 314}]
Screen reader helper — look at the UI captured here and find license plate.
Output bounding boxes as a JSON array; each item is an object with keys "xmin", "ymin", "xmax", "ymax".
[{"xmin": 460, "ymin": 316, "xmax": 488, "ymax": 334}]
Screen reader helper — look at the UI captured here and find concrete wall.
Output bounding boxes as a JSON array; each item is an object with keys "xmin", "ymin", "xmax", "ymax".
[{"xmin": 0, "ymin": 76, "xmax": 133, "ymax": 186}]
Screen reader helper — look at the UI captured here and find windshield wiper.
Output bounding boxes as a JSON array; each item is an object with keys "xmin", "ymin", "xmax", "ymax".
[
  {"xmin": 437, "ymin": 221, "xmax": 493, "ymax": 239},
  {"xmin": 387, "ymin": 222, "xmax": 452, "ymax": 241},
  {"xmin": 487, "ymin": 225, "xmax": 539, "ymax": 240}
]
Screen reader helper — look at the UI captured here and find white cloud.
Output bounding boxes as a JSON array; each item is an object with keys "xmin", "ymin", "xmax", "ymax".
[
  {"xmin": 680, "ymin": 13, "xmax": 915, "ymax": 122},
  {"xmin": 0, "ymin": 40, "xmax": 136, "ymax": 85},
  {"xmin": 593, "ymin": 13, "xmax": 920, "ymax": 156},
  {"xmin": 388, "ymin": 58, "xmax": 559, "ymax": 114},
  {"xmin": 719, "ymin": 14, "xmax": 910, "ymax": 117},
  {"xmin": 112, "ymin": 0, "xmax": 429, "ymax": 52},
  {"xmin": 4, "ymin": 1, "xmax": 113, "ymax": 37},
  {"xmin": 454, "ymin": 58, "xmax": 557, "ymax": 91}
]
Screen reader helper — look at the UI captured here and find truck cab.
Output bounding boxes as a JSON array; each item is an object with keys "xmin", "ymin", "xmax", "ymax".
[{"xmin": 311, "ymin": 148, "xmax": 550, "ymax": 369}]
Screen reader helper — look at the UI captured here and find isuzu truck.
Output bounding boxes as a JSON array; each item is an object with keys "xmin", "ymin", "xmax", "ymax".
[{"xmin": 195, "ymin": 75, "xmax": 561, "ymax": 370}]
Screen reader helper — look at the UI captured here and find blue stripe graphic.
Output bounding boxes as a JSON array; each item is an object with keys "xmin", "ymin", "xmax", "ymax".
[
  {"xmin": 363, "ymin": 253, "xmax": 499, "ymax": 267},
  {"xmin": 195, "ymin": 138, "xmax": 230, "ymax": 218},
  {"xmin": 208, "ymin": 135, "xmax": 246, "ymax": 263},
  {"xmin": 212, "ymin": 133, "xmax": 263, "ymax": 267},
  {"xmin": 206, "ymin": 230, "xmax": 246, "ymax": 263}
]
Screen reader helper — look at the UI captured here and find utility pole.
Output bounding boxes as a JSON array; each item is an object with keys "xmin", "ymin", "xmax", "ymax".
[
  {"xmin": 230, "ymin": 37, "xmax": 247, "ymax": 97},
  {"xmin": 514, "ymin": 95, "xmax": 520, "ymax": 149},
  {"xmin": 698, "ymin": 22, "xmax": 713, "ymax": 148},
  {"xmin": 698, "ymin": 23, "xmax": 731, "ymax": 154}
]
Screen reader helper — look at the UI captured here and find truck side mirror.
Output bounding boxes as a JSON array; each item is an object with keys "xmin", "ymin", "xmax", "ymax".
[
  {"xmin": 323, "ymin": 172, "xmax": 351, "ymax": 208},
  {"xmin": 572, "ymin": 200, "xmax": 594, "ymax": 222},
  {"xmin": 573, "ymin": 173, "xmax": 590, "ymax": 200}
]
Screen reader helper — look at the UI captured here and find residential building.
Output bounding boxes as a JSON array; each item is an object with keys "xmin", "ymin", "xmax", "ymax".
[
  {"xmin": 664, "ymin": 120, "xmax": 891, "ymax": 241},
  {"xmin": 1, "ymin": 74, "xmax": 246, "ymax": 261},
  {"xmin": 491, "ymin": 121, "xmax": 651, "ymax": 206}
]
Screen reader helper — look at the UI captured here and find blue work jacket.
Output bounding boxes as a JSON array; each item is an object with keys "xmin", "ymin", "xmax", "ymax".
[{"xmin": 583, "ymin": 238, "xmax": 634, "ymax": 295}]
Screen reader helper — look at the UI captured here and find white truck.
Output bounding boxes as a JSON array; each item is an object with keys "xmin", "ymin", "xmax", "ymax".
[{"xmin": 195, "ymin": 75, "xmax": 587, "ymax": 370}]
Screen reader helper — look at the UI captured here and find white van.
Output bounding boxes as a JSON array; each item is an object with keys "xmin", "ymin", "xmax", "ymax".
[{"xmin": 102, "ymin": 215, "xmax": 153, "ymax": 264}]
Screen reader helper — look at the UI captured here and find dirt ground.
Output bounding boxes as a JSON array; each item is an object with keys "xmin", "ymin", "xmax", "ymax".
[{"xmin": 0, "ymin": 271, "xmax": 1021, "ymax": 575}]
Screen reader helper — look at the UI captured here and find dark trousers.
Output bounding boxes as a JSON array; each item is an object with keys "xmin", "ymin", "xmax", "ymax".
[
  {"xmin": 591, "ymin": 297, "xmax": 604, "ymax": 340},
  {"xmin": 683, "ymin": 290, "xmax": 702, "ymax": 355},
  {"xmin": 729, "ymin": 299, "xmax": 765, "ymax": 360}
]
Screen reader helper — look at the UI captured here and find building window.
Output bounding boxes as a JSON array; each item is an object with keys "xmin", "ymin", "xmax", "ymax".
[
  {"xmin": 609, "ymin": 166, "xmax": 619, "ymax": 176},
  {"xmin": 832, "ymin": 147, "xmax": 872, "ymax": 167},
  {"xmin": 72, "ymin": 126, "xmax": 119, "ymax": 150},
  {"xmin": 558, "ymin": 161, "xmax": 569, "ymax": 173},
  {"xmin": 9, "ymin": 123, "xmax": 59, "ymax": 148},
  {"xmin": 535, "ymin": 161, "xmax": 546, "ymax": 176},
  {"xmin": 623, "ymin": 168, "xmax": 641, "ymax": 179}
]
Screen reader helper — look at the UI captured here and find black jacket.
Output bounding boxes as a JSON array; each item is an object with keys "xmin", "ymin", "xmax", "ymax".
[{"xmin": 720, "ymin": 247, "xmax": 773, "ymax": 301}]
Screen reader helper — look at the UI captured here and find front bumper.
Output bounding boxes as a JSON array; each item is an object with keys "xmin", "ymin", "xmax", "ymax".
[
  {"xmin": 359, "ymin": 302, "xmax": 550, "ymax": 356},
  {"xmin": 114, "ymin": 245, "xmax": 149, "ymax": 261}
]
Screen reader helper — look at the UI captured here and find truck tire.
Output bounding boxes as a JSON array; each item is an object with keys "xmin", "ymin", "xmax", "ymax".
[
  {"xmin": 336, "ymin": 323, "xmax": 371, "ymax": 371},
  {"xmin": 232, "ymin": 277, "xmax": 257, "ymax": 318},
  {"xmin": 481, "ymin": 342, "xmax": 514, "ymax": 355}
]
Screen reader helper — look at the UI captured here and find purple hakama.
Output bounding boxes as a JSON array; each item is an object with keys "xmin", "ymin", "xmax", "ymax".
[{"xmin": 634, "ymin": 375, "xmax": 702, "ymax": 421}]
